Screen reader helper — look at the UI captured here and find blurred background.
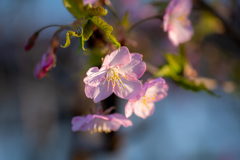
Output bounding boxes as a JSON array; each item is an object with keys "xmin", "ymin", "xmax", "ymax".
[{"xmin": 1, "ymin": 0, "xmax": 240, "ymax": 159}]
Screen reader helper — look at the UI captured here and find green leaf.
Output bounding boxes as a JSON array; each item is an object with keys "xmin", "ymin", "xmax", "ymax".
[
  {"xmin": 166, "ymin": 54, "xmax": 183, "ymax": 74},
  {"xmin": 172, "ymin": 76, "xmax": 219, "ymax": 97},
  {"xmin": 82, "ymin": 20, "xmax": 94, "ymax": 41},
  {"xmin": 154, "ymin": 52, "xmax": 218, "ymax": 96},
  {"xmin": 77, "ymin": 36, "xmax": 86, "ymax": 52},
  {"xmin": 63, "ymin": 0, "xmax": 84, "ymax": 19},
  {"xmin": 121, "ymin": 11, "xmax": 130, "ymax": 28},
  {"xmin": 154, "ymin": 65, "xmax": 172, "ymax": 77},
  {"xmin": 90, "ymin": 16, "xmax": 121, "ymax": 48},
  {"xmin": 106, "ymin": 34, "xmax": 121, "ymax": 49},
  {"xmin": 60, "ymin": 30, "xmax": 82, "ymax": 48},
  {"xmin": 90, "ymin": 16, "xmax": 113, "ymax": 34},
  {"xmin": 86, "ymin": 6, "xmax": 108, "ymax": 17}
]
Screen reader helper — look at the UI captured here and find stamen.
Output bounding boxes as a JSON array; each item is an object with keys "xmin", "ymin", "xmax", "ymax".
[
  {"xmin": 141, "ymin": 96, "xmax": 150, "ymax": 109},
  {"xmin": 104, "ymin": 67, "xmax": 126, "ymax": 91},
  {"xmin": 178, "ymin": 14, "xmax": 188, "ymax": 27}
]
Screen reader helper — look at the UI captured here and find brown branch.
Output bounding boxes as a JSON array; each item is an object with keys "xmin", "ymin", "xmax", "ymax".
[{"xmin": 193, "ymin": 0, "xmax": 240, "ymax": 45}]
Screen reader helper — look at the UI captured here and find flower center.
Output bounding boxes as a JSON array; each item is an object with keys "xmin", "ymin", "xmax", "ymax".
[
  {"xmin": 141, "ymin": 94, "xmax": 157, "ymax": 110},
  {"xmin": 103, "ymin": 67, "xmax": 125, "ymax": 91},
  {"xmin": 90, "ymin": 122, "xmax": 111, "ymax": 134},
  {"xmin": 178, "ymin": 14, "xmax": 190, "ymax": 27}
]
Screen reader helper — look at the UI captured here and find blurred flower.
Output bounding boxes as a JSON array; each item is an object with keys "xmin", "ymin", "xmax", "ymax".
[
  {"xmin": 163, "ymin": 0, "xmax": 193, "ymax": 46},
  {"xmin": 125, "ymin": 78, "xmax": 168, "ymax": 119},
  {"xmin": 34, "ymin": 52, "xmax": 56, "ymax": 79},
  {"xmin": 83, "ymin": 0, "xmax": 97, "ymax": 5},
  {"xmin": 72, "ymin": 113, "xmax": 132, "ymax": 133},
  {"xmin": 118, "ymin": 0, "xmax": 157, "ymax": 21},
  {"xmin": 84, "ymin": 46, "xmax": 146, "ymax": 103}
]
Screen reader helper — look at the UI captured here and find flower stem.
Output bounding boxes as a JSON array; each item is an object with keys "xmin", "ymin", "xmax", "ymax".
[
  {"xmin": 36, "ymin": 24, "xmax": 65, "ymax": 33},
  {"xmin": 104, "ymin": 0, "xmax": 120, "ymax": 20},
  {"xmin": 128, "ymin": 15, "xmax": 163, "ymax": 33}
]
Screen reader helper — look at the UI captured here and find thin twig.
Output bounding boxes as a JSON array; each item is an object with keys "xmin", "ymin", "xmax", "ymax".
[
  {"xmin": 104, "ymin": 0, "xmax": 120, "ymax": 20},
  {"xmin": 36, "ymin": 24, "xmax": 65, "ymax": 33},
  {"xmin": 127, "ymin": 15, "xmax": 163, "ymax": 33}
]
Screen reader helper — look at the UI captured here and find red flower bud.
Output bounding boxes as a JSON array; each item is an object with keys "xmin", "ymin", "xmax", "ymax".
[{"xmin": 24, "ymin": 32, "xmax": 39, "ymax": 51}]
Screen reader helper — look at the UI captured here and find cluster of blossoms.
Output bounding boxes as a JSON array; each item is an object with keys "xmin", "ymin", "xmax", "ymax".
[
  {"xmin": 71, "ymin": 0, "xmax": 193, "ymax": 133},
  {"xmin": 72, "ymin": 47, "xmax": 169, "ymax": 133},
  {"xmin": 25, "ymin": 0, "xmax": 193, "ymax": 134}
]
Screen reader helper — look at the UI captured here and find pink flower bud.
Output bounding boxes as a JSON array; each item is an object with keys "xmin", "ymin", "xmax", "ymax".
[{"xmin": 34, "ymin": 53, "xmax": 56, "ymax": 79}]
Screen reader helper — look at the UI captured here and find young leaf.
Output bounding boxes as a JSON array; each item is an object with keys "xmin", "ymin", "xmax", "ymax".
[
  {"xmin": 172, "ymin": 76, "xmax": 219, "ymax": 96},
  {"xmin": 90, "ymin": 16, "xmax": 121, "ymax": 48},
  {"xmin": 63, "ymin": 0, "xmax": 84, "ymax": 19},
  {"xmin": 61, "ymin": 30, "xmax": 82, "ymax": 48},
  {"xmin": 165, "ymin": 54, "xmax": 183, "ymax": 74},
  {"xmin": 82, "ymin": 20, "xmax": 94, "ymax": 41},
  {"xmin": 90, "ymin": 16, "xmax": 113, "ymax": 34},
  {"xmin": 106, "ymin": 34, "xmax": 121, "ymax": 49},
  {"xmin": 154, "ymin": 65, "xmax": 172, "ymax": 77},
  {"xmin": 121, "ymin": 11, "xmax": 130, "ymax": 28},
  {"xmin": 86, "ymin": 6, "xmax": 108, "ymax": 17},
  {"xmin": 154, "ymin": 53, "xmax": 217, "ymax": 96},
  {"xmin": 78, "ymin": 36, "xmax": 86, "ymax": 51}
]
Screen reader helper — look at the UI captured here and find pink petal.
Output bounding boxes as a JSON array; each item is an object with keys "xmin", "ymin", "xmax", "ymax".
[
  {"xmin": 102, "ymin": 46, "xmax": 131, "ymax": 68},
  {"xmin": 86, "ymin": 67, "xmax": 99, "ymax": 75},
  {"xmin": 171, "ymin": 0, "xmax": 192, "ymax": 16},
  {"xmin": 168, "ymin": 20, "xmax": 193, "ymax": 46},
  {"xmin": 145, "ymin": 77, "xmax": 168, "ymax": 102},
  {"xmin": 41, "ymin": 53, "xmax": 54, "ymax": 69},
  {"xmin": 163, "ymin": 0, "xmax": 193, "ymax": 46},
  {"xmin": 73, "ymin": 114, "xmax": 104, "ymax": 131},
  {"xmin": 83, "ymin": 69, "xmax": 107, "ymax": 87},
  {"xmin": 72, "ymin": 113, "xmax": 131, "ymax": 133},
  {"xmin": 34, "ymin": 53, "xmax": 55, "ymax": 79},
  {"xmin": 80, "ymin": 117, "xmax": 106, "ymax": 131},
  {"xmin": 83, "ymin": 0, "xmax": 97, "ymax": 5},
  {"xmin": 85, "ymin": 82, "xmax": 113, "ymax": 103},
  {"xmin": 125, "ymin": 101, "xmax": 134, "ymax": 118},
  {"xmin": 71, "ymin": 116, "xmax": 91, "ymax": 131},
  {"xmin": 113, "ymin": 77, "xmax": 142, "ymax": 100},
  {"xmin": 133, "ymin": 101, "xmax": 155, "ymax": 119},
  {"xmin": 108, "ymin": 113, "xmax": 133, "ymax": 127},
  {"xmin": 119, "ymin": 53, "xmax": 146, "ymax": 79},
  {"xmin": 34, "ymin": 63, "xmax": 47, "ymax": 79},
  {"xmin": 163, "ymin": 11, "xmax": 170, "ymax": 32}
]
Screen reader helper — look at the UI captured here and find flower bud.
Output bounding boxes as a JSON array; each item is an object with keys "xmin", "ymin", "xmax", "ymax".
[
  {"xmin": 34, "ymin": 53, "xmax": 56, "ymax": 79},
  {"xmin": 24, "ymin": 32, "xmax": 39, "ymax": 51}
]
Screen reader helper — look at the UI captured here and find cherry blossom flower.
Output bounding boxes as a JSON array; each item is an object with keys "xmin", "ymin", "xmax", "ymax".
[
  {"xmin": 125, "ymin": 78, "xmax": 168, "ymax": 119},
  {"xmin": 72, "ymin": 113, "xmax": 132, "ymax": 133},
  {"xmin": 34, "ymin": 52, "xmax": 56, "ymax": 79},
  {"xmin": 84, "ymin": 46, "xmax": 146, "ymax": 103},
  {"xmin": 163, "ymin": 0, "xmax": 193, "ymax": 46}
]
